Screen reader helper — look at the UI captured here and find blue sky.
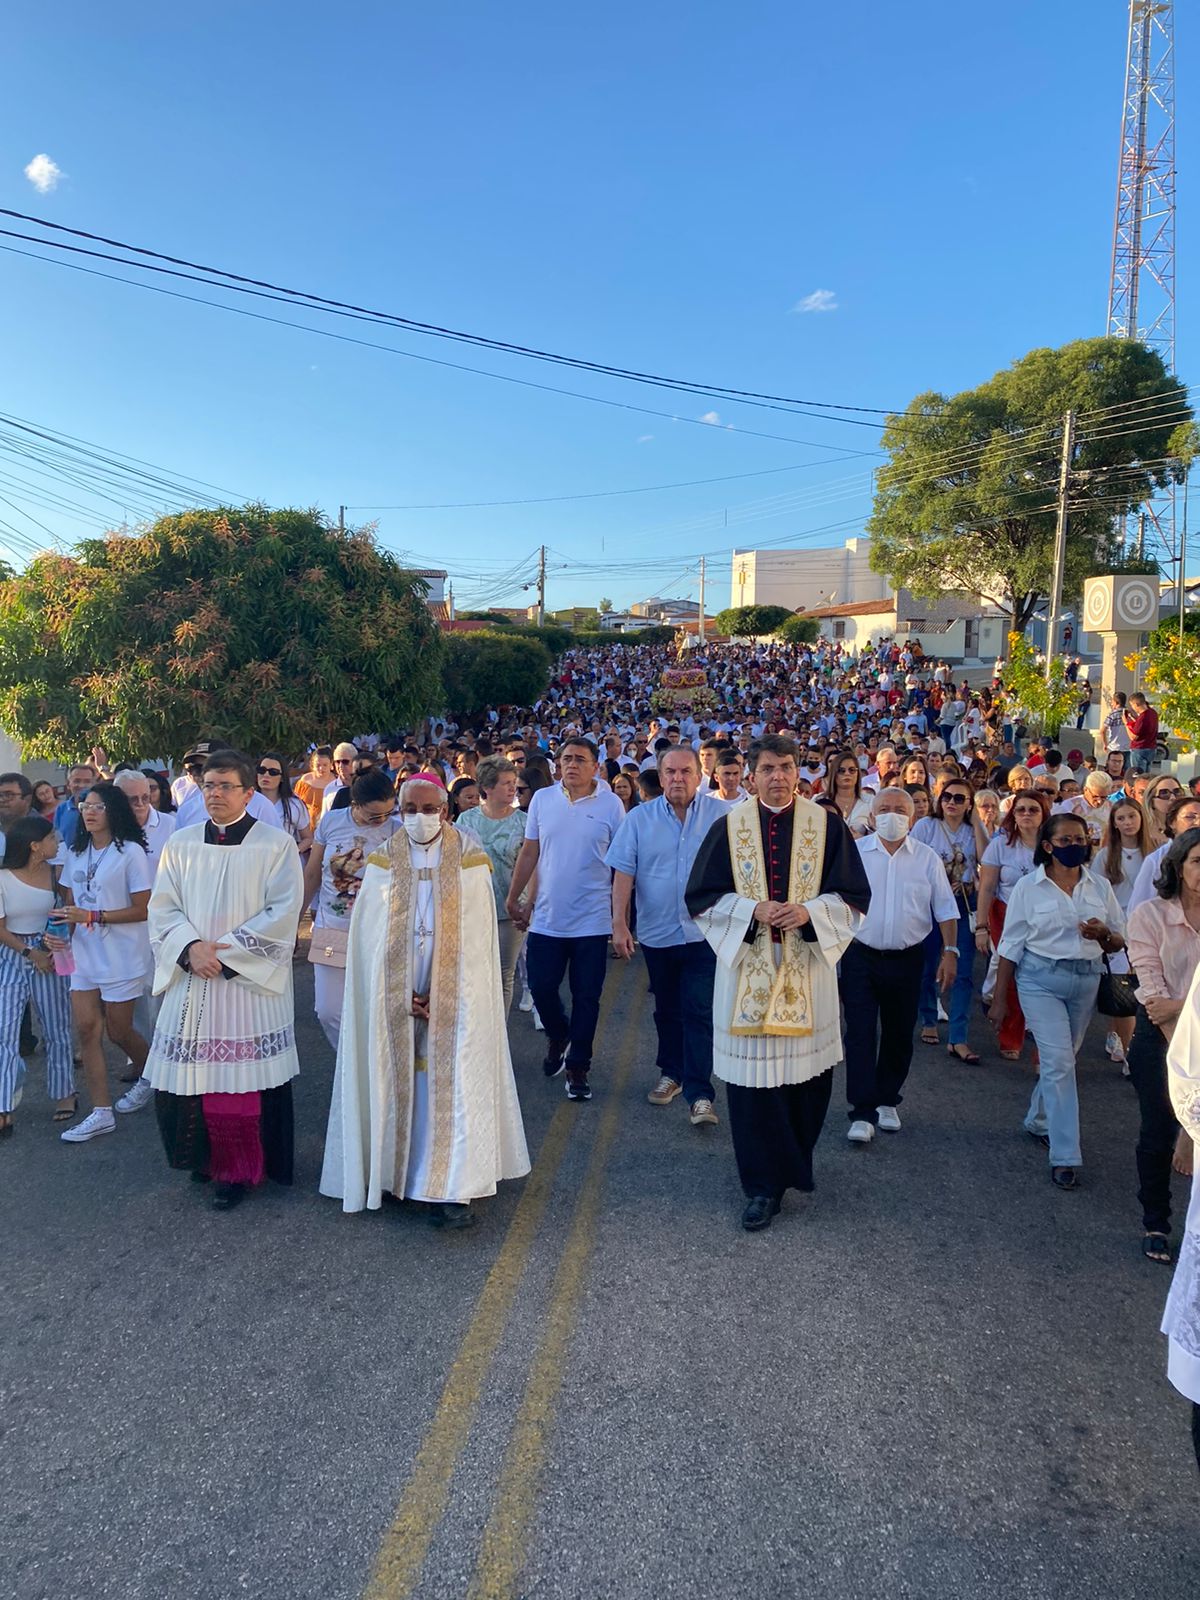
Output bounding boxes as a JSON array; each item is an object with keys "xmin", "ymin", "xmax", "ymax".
[{"xmin": 1, "ymin": 0, "xmax": 1193, "ymax": 611}]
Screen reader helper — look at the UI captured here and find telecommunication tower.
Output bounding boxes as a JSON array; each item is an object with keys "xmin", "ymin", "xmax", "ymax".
[{"xmin": 1106, "ymin": 1, "xmax": 1177, "ymax": 562}]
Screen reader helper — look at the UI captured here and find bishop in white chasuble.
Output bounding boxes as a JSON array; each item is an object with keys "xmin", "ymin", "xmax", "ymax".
[
  {"xmin": 320, "ymin": 775, "xmax": 529, "ymax": 1228},
  {"xmin": 686, "ymin": 751, "xmax": 870, "ymax": 1227}
]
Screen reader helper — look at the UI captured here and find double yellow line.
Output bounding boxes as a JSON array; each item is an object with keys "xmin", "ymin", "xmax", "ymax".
[{"xmin": 365, "ymin": 968, "xmax": 646, "ymax": 1600}]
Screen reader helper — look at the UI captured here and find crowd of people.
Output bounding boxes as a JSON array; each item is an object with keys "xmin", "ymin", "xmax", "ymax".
[{"xmin": 1, "ymin": 630, "xmax": 1198, "ymax": 1464}]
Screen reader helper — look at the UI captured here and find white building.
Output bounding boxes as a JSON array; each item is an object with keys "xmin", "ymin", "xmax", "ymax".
[{"xmin": 730, "ymin": 538, "xmax": 889, "ymax": 614}]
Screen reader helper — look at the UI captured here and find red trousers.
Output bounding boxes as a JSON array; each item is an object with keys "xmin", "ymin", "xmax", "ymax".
[{"xmin": 990, "ymin": 899, "xmax": 1027, "ymax": 1054}]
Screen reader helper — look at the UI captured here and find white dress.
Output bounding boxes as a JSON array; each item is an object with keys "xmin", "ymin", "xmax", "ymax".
[
  {"xmin": 1163, "ymin": 966, "xmax": 1200, "ymax": 1402},
  {"xmin": 144, "ymin": 824, "xmax": 304, "ymax": 1096}
]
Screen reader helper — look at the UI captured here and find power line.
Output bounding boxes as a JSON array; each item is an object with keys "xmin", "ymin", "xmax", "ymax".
[{"xmin": 0, "ymin": 208, "xmax": 902, "ymax": 423}]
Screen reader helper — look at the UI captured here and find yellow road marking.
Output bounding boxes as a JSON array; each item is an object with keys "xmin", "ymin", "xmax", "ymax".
[
  {"xmin": 466, "ymin": 984, "xmax": 648, "ymax": 1600},
  {"xmin": 364, "ymin": 972, "xmax": 626, "ymax": 1600}
]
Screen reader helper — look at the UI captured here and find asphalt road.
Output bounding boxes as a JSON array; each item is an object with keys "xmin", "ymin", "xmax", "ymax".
[{"xmin": 3, "ymin": 947, "xmax": 1198, "ymax": 1600}]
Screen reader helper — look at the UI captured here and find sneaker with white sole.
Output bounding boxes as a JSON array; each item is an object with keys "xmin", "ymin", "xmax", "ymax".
[
  {"xmin": 115, "ymin": 1078, "xmax": 154, "ymax": 1113},
  {"xmin": 847, "ymin": 1119, "xmax": 875, "ymax": 1144},
  {"xmin": 532, "ymin": 1007, "xmax": 544, "ymax": 1032},
  {"xmin": 689, "ymin": 1098, "xmax": 719, "ymax": 1127},
  {"xmin": 877, "ymin": 1105, "xmax": 902, "ymax": 1132},
  {"xmin": 60, "ymin": 1107, "xmax": 116, "ymax": 1143},
  {"xmin": 647, "ymin": 1075, "xmax": 682, "ymax": 1106},
  {"xmin": 518, "ymin": 988, "xmax": 534, "ymax": 1013}
]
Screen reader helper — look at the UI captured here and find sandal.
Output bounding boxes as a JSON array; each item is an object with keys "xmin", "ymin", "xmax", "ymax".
[
  {"xmin": 948, "ymin": 1045, "xmax": 981, "ymax": 1064},
  {"xmin": 920, "ymin": 1028, "xmax": 939, "ymax": 1045},
  {"xmin": 1143, "ymin": 1231, "xmax": 1172, "ymax": 1264},
  {"xmin": 53, "ymin": 1094, "xmax": 79, "ymax": 1123}
]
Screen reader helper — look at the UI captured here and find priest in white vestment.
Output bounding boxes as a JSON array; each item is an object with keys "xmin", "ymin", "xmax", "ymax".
[
  {"xmin": 685, "ymin": 736, "xmax": 871, "ymax": 1231},
  {"xmin": 144, "ymin": 751, "xmax": 304, "ymax": 1212},
  {"xmin": 320, "ymin": 773, "xmax": 529, "ymax": 1229}
]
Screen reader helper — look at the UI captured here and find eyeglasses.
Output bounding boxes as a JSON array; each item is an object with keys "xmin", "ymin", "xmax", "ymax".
[
  {"xmin": 202, "ymin": 782, "xmax": 246, "ymax": 796},
  {"xmin": 942, "ymin": 793, "xmax": 969, "ymax": 804},
  {"xmin": 257, "ymin": 765, "xmax": 282, "ymax": 777},
  {"xmin": 1155, "ymin": 788, "xmax": 1182, "ymax": 800},
  {"xmin": 335, "ymin": 758, "xmax": 354, "ymax": 767},
  {"xmin": 357, "ymin": 810, "xmax": 395, "ymax": 825}
]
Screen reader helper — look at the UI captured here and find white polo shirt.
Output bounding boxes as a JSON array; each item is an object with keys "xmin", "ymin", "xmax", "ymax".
[{"xmin": 525, "ymin": 781, "xmax": 626, "ymax": 939}]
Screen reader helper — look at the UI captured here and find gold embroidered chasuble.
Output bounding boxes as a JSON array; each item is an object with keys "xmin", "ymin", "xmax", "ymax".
[{"xmin": 318, "ymin": 824, "xmax": 530, "ymax": 1210}]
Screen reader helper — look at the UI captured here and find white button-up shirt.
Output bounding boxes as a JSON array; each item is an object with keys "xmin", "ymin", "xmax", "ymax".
[
  {"xmin": 997, "ymin": 864, "xmax": 1125, "ymax": 966},
  {"xmin": 853, "ymin": 832, "xmax": 960, "ymax": 951}
]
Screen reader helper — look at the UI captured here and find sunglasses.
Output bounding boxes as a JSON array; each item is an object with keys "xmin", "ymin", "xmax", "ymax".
[
  {"xmin": 257, "ymin": 765, "xmax": 282, "ymax": 776},
  {"xmin": 942, "ymin": 793, "xmax": 969, "ymax": 803}
]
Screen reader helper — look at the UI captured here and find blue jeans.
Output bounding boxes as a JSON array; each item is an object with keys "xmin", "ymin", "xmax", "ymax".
[
  {"xmin": 1130, "ymin": 748, "xmax": 1154, "ymax": 774},
  {"xmin": 524, "ymin": 932, "xmax": 610, "ymax": 1070},
  {"xmin": 918, "ymin": 901, "xmax": 975, "ymax": 1045},
  {"xmin": 1017, "ymin": 954, "xmax": 1100, "ymax": 1168},
  {"xmin": 640, "ymin": 940, "xmax": 716, "ymax": 1105}
]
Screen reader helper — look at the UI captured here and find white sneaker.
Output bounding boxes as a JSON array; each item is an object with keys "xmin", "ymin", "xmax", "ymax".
[
  {"xmin": 532, "ymin": 1007, "xmax": 544, "ymax": 1032},
  {"xmin": 877, "ymin": 1105, "xmax": 902, "ymax": 1133},
  {"xmin": 847, "ymin": 1119, "xmax": 875, "ymax": 1144},
  {"xmin": 518, "ymin": 988, "xmax": 534, "ymax": 1012},
  {"xmin": 936, "ymin": 1001, "xmax": 949, "ymax": 1023},
  {"xmin": 1106, "ymin": 1032, "xmax": 1127, "ymax": 1064},
  {"xmin": 60, "ymin": 1107, "xmax": 116, "ymax": 1143},
  {"xmin": 115, "ymin": 1078, "xmax": 154, "ymax": 1113}
]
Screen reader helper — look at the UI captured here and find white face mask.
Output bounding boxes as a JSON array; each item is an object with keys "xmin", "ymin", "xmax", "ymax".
[
  {"xmin": 403, "ymin": 811, "xmax": 443, "ymax": 845},
  {"xmin": 874, "ymin": 811, "xmax": 910, "ymax": 842}
]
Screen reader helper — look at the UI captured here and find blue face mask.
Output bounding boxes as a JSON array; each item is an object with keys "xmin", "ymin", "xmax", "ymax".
[{"xmin": 1050, "ymin": 843, "xmax": 1089, "ymax": 869}]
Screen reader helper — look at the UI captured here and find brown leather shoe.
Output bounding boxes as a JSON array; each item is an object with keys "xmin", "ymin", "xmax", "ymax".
[{"xmin": 647, "ymin": 1075, "xmax": 682, "ymax": 1106}]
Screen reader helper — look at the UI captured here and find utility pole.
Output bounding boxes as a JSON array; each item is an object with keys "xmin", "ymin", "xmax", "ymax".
[
  {"xmin": 1044, "ymin": 410, "xmax": 1076, "ymax": 680},
  {"xmin": 338, "ymin": 504, "xmax": 346, "ymax": 534},
  {"xmin": 698, "ymin": 556, "xmax": 706, "ymax": 643},
  {"xmin": 536, "ymin": 544, "xmax": 546, "ymax": 628},
  {"xmin": 1180, "ymin": 464, "xmax": 1191, "ymax": 648}
]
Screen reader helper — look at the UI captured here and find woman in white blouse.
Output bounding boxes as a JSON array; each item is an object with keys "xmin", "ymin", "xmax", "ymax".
[
  {"xmin": 993, "ymin": 812, "xmax": 1126, "ymax": 1190},
  {"xmin": 1162, "ymin": 959, "xmax": 1200, "ymax": 1469},
  {"xmin": 1094, "ymin": 798, "xmax": 1152, "ymax": 1067},
  {"xmin": 974, "ymin": 792, "xmax": 1048, "ymax": 1060},
  {"xmin": 826, "ymin": 751, "xmax": 874, "ymax": 838},
  {"xmin": 1127, "ymin": 829, "xmax": 1200, "ymax": 1264},
  {"xmin": 0, "ymin": 816, "xmax": 75, "ymax": 1132}
]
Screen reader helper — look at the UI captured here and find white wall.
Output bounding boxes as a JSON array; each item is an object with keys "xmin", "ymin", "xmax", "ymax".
[{"xmin": 730, "ymin": 538, "xmax": 890, "ymax": 612}]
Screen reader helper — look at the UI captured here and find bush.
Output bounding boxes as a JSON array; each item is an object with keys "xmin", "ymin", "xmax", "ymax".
[
  {"xmin": 713, "ymin": 605, "xmax": 794, "ymax": 638},
  {"xmin": 441, "ymin": 631, "xmax": 552, "ymax": 716},
  {"xmin": 775, "ymin": 615, "xmax": 820, "ymax": 644}
]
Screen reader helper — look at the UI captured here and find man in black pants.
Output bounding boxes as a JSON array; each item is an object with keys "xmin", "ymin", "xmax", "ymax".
[{"xmin": 839, "ymin": 789, "xmax": 959, "ymax": 1144}]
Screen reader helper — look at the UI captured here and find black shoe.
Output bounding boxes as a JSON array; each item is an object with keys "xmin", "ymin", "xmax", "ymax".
[
  {"xmin": 565, "ymin": 1068, "xmax": 592, "ymax": 1102},
  {"xmin": 435, "ymin": 1202, "xmax": 476, "ymax": 1230},
  {"xmin": 741, "ymin": 1195, "xmax": 781, "ymax": 1232},
  {"xmin": 18, "ymin": 1033, "xmax": 38, "ymax": 1059},
  {"xmin": 190, "ymin": 1170, "xmax": 212, "ymax": 1184},
  {"xmin": 542, "ymin": 1037, "xmax": 569, "ymax": 1078},
  {"xmin": 211, "ymin": 1181, "xmax": 247, "ymax": 1210},
  {"xmin": 1050, "ymin": 1166, "xmax": 1079, "ymax": 1190}
]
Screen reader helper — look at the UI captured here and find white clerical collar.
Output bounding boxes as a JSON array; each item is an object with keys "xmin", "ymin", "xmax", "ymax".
[
  {"xmin": 223, "ymin": 812, "xmax": 248, "ymax": 826},
  {"xmin": 759, "ymin": 799, "xmax": 794, "ymax": 815}
]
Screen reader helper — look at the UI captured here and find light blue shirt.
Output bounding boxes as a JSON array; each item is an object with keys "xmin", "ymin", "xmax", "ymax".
[
  {"xmin": 525, "ymin": 782, "xmax": 627, "ymax": 938},
  {"xmin": 605, "ymin": 791, "xmax": 732, "ymax": 948}
]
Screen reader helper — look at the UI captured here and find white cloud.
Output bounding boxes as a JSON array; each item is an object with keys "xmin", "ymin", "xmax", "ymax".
[
  {"xmin": 637, "ymin": 433, "xmax": 654, "ymax": 443},
  {"xmin": 24, "ymin": 153, "xmax": 63, "ymax": 194},
  {"xmin": 791, "ymin": 288, "xmax": 838, "ymax": 314},
  {"xmin": 699, "ymin": 410, "xmax": 722, "ymax": 426}
]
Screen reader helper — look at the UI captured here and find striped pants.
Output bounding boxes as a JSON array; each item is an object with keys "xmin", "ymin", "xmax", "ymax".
[{"xmin": 0, "ymin": 940, "xmax": 74, "ymax": 1112}]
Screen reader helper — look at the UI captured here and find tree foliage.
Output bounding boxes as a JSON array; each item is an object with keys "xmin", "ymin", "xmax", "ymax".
[
  {"xmin": 1130, "ymin": 623, "xmax": 1200, "ymax": 752},
  {"xmin": 440, "ymin": 631, "xmax": 552, "ymax": 716},
  {"xmin": 713, "ymin": 604, "xmax": 794, "ymax": 638},
  {"xmin": 775, "ymin": 614, "xmax": 820, "ymax": 644},
  {"xmin": 0, "ymin": 505, "xmax": 444, "ymax": 760},
  {"xmin": 1000, "ymin": 632, "xmax": 1080, "ymax": 740},
  {"xmin": 868, "ymin": 338, "xmax": 1193, "ymax": 635}
]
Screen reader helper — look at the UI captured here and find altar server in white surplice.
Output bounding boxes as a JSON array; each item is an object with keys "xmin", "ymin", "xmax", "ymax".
[
  {"xmin": 685, "ymin": 736, "xmax": 871, "ymax": 1233},
  {"xmin": 320, "ymin": 773, "xmax": 529, "ymax": 1230},
  {"xmin": 145, "ymin": 751, "xmax": 304, "ymax": 1212}
]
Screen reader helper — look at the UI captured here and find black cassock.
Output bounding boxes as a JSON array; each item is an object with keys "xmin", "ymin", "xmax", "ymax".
[{"xmin": 685, "ymin": 800, "xmax": 870, "ymax": 1200}]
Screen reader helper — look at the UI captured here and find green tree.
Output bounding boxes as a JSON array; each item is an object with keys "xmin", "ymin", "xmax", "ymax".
[
  {"xmin": 1001, "ymin": 632, "xmax": 1080, "ymax": 740},
  {"xmin": 0, "ymin": 505, "xmax": 443, "ymax": 760},
  {"xmin": 868, "ymin": 337, "xmax": 1193, "ymax": 639},
  {"xmin": 458, "ymin": 609, "xmax": 514, "ymax": 625},
  {"xmin": 441, "ymin": 631, "xmax": 552, "ymax": 716},
  {"xmin": 598, "ymin": 597, "xmax": 614, "ymax": 613},
  {"xmin": 775, "ymin": 615, "xmax": 820, "ymax": 644},
  {"xmin": 713, "ymin": 604, "xmax": 794, "ymax": 638}
]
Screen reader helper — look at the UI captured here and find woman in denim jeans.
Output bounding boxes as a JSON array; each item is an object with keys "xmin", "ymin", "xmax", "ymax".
[
  {"xmin": 913, "ymin": 779, "xmax": 979, "ymax": 1061},
  {"xmin": 991, "ymin": 813, "xmax": 1126, "ymax": 1190}
]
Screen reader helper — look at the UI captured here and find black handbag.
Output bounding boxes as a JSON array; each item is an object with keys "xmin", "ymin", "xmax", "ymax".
[{"xmin": 1097, "ymin": 956, "xmax": 1138, "ymax": 1018}]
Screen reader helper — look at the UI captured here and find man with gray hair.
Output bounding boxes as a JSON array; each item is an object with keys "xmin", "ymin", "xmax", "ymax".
[
  {"xmin": 840, "ymin": 788, "xmax": 959, "ymax": 1145},
  {"xmin": 607, "ymin": 744, "xmax": 731, "ymax": 1127}
]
